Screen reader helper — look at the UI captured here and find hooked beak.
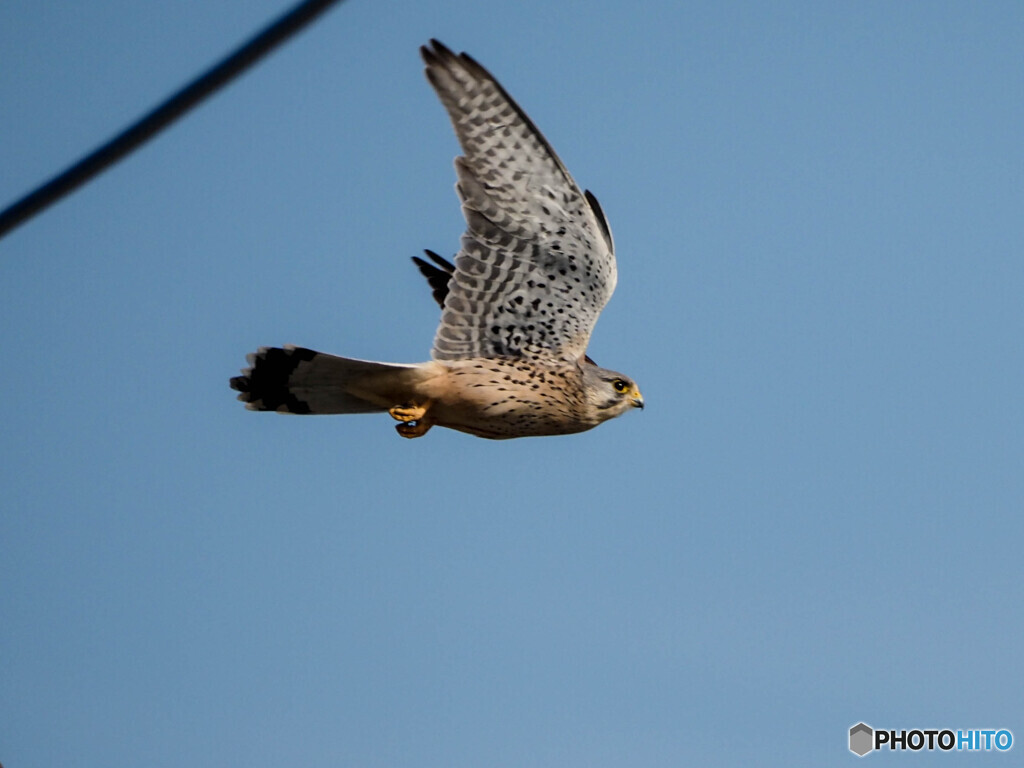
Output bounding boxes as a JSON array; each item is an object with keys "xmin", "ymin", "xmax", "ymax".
[{"xmin": 632, "ymin": 389, "xmax": 644, "ymax": 410}]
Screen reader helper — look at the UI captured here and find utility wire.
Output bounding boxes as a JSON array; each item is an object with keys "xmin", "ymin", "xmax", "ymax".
[{"xmin": 0, "ymin": 0, "xmax": 345, "ymax": 242}]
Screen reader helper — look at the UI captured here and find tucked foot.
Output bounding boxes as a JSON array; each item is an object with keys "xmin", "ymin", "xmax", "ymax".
[
  {"xmin": 389, "ymin": 403, "xmax": 428, "ymax": 423},
  {"xmin": 395, "ymin": 420, "xmax": 432, "ymax": 439}
]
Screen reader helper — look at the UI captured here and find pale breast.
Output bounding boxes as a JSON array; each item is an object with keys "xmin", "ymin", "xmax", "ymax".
[{"xmin": 424, "ymin": 357, "xmax": 598, "ymax": 439}]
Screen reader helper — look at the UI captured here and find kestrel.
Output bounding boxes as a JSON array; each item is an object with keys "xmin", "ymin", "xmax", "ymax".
[{"xmin": 230, "ymin": 40, "xmax": 643, "ymax": 439}]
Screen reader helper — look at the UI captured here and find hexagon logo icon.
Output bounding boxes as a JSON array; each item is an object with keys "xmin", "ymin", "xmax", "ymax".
[{"xmin": 850, "ymin": 723, "xmax": 874, "ymax": 757}]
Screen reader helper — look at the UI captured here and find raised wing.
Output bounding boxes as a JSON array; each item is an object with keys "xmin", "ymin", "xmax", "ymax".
[
  {"xmin": 421, "ymin": 40, "xmax": 616, "ymax": 363},
  {"xmin": 412, "ymin": 249, "xmax": 455, "ymax": 309}
]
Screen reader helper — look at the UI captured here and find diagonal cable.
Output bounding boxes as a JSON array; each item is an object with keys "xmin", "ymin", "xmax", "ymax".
[{"xmin": 0, "ymin": 0, "xmax": 345, "ymax": 242}]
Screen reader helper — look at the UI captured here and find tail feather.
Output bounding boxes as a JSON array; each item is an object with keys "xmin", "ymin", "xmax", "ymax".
[{"xmin": 230, "ymin": 345, "xmax": 425, "ymax": 415}]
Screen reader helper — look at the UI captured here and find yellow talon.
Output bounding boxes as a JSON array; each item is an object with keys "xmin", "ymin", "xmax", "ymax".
[
  {"xmin": 389, "ymin": 403, "xmax": 428, "ymax": 422},
  {"xmin": 389, "ymin": 402, "xmax": 432, "ymax": 438}
]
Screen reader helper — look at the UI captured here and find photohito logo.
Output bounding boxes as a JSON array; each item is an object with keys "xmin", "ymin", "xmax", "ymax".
[{"xmin": 849, "ymin": 723, "xmax": 1013, "ymax": 757}]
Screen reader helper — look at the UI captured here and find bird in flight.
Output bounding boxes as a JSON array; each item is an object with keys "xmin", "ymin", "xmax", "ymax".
[{"xmin": 230, "ymin": 40, "xmax": 643, "ymax": 439}]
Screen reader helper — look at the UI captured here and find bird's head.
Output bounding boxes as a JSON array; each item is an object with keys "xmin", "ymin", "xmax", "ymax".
[{"xmin": 581, "ymin": 360, "xmax": 644, "ymax": 423}]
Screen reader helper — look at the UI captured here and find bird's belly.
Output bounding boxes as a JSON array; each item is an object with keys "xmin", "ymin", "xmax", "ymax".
[{"xmin": 423, "ymin": 362, "xmax": 594, "ymax": 439}]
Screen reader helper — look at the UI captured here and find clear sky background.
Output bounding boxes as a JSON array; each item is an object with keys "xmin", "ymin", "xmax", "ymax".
[{"xmin": 2, "ymin": 2, "xmax": 1022, "ymax": 766}]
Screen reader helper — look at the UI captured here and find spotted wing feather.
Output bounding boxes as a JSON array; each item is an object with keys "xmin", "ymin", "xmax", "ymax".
[{"xmin": 421, "ymin": 40, "xmax": 616, "ymax": 364}]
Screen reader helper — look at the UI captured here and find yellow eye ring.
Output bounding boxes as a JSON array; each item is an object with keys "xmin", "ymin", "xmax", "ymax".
[{"xmin": 613, "ymin": 379, "xmax": 629, "ymax": 393}]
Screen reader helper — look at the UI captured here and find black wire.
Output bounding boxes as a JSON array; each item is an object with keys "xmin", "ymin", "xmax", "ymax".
[{"xmin": 0, "ymin": 0, "xmax": 345, "ymax": 242}]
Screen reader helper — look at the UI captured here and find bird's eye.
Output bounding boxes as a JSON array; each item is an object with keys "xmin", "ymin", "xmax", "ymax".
[{"xmin": 613, "ymin": 379, "xmax": 630, "ymax": 393}]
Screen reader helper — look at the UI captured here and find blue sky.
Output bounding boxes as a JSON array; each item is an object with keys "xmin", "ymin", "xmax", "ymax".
[{"xmin": 2, "ymin": 1, "xmax": 1022, "ymax": 766}]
